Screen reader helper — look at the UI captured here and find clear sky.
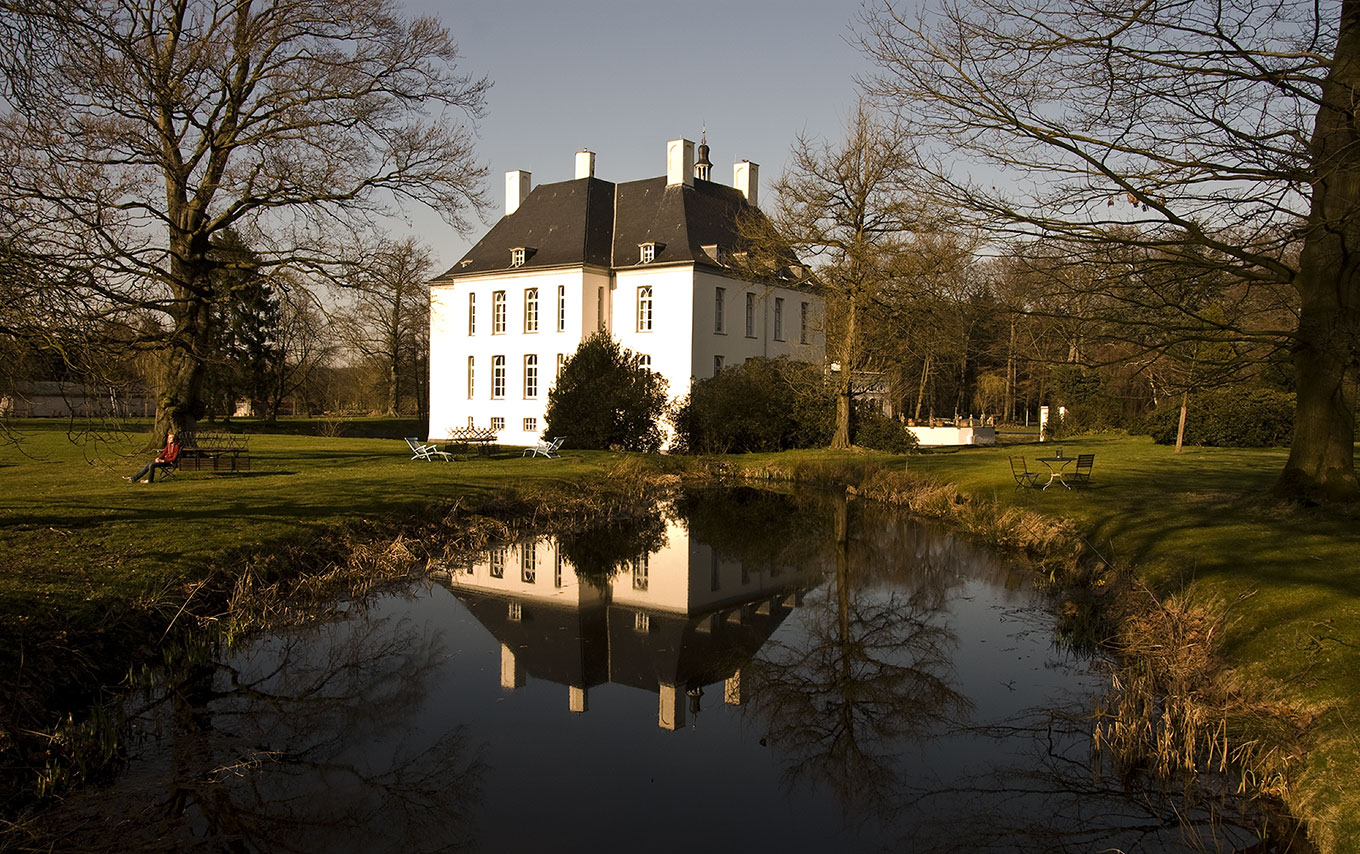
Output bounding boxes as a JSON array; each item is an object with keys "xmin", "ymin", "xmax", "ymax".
[{"xmin": 399, "ymin": 0, "xmax": 879, "ymax": 274}]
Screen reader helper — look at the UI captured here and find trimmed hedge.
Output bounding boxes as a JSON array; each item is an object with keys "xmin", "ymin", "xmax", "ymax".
[{"xmin": 1137, "ymin": 386, "xmax": 1294, "ymax": 447}]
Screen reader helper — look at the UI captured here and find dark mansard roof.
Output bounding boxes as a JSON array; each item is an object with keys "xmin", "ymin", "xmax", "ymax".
[{"xmin": 434, "ymin": 175, "xmax": 799, "ymax": 282}]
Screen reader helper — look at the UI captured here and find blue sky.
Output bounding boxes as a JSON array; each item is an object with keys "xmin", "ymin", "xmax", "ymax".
[{"xmin": 399, "ymin": 0, "xmax": 879, "ymax": 272}]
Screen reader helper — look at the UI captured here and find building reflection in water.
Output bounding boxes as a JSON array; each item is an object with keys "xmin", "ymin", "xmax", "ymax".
[{"xmin": 435, "ymin": 515, "xmax": 823, "ymax": 730}]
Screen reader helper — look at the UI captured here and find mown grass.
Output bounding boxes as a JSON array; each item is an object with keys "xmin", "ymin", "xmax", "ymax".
[
  {"xmin": 2, "ymin": 423, "xmax": 1358, "ymax": 850},
  {"xmin": 0, "ymin": 420, "xmax": 627, "ymax": 617}
]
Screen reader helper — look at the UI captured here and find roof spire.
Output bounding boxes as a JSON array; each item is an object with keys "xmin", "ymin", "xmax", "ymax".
[{"xmin": 695, "ymin": 126, "xmax": 712, "ymax": 182}]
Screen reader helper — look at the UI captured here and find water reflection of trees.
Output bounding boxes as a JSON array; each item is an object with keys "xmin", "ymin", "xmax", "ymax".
[
  {"xmin": 743, "ymin": 492, "xmax": 972, "ymax": 821},
  {"xmin": 736, "ymin": 495, "xmax": 1283, "ymax": 852},
  {"xmin": 878, "ymin": 707, "xmax": 1284, "ymax": 853},
  {"xmin": 27, "ymin": 608, "xmax": 485, "ymax": 853},
  {"xmin": 675, "ymin": 486, "xmax": 835, "ymax": 572},
  {"xmin": 553, "ymin": 501, "xmax": 668, "ymax": 587}
]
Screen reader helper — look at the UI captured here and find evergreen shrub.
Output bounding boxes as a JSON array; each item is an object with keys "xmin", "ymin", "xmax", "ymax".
[{"xmin": 543, "ymin": 333, "xmax": 669, "ymax": 452}]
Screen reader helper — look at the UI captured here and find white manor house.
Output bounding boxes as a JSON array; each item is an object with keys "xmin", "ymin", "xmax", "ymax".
[{"xmin": 427, "ymin": 136, "xmax": 826, "ymax": 448}]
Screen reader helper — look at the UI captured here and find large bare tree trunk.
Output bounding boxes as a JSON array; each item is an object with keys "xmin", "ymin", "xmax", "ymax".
[
  {"xmin": 154, "ymin": 249, "xmax": 214, "ymax": 440},
  {"xmin": 1276, "ymin": 0, "xmax": 1360, "ymax": 502}
]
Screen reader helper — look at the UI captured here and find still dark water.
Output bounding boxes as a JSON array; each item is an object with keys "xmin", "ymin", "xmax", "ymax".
[{"xmin": 46, "ymin": 489, "xmax": 1271, "ymax": 852}]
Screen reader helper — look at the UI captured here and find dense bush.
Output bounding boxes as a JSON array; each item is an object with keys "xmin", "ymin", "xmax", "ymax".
[
  {"xmin": 1045, "ymin": 365, "xmax": 1124, "ymax": 438},
  {"xmin": 672, "ymin": 358, "xmax": 833, "ymax": 454},
  {"xmin": 1044, "ymin": 399, "xmax": 1124, "ymax": 439},
  {"xmin": 1137, "ymin": 386, "xmax": 1295, "ymax": 447},
  {"xmin": 543, "ymin": 333, "xmax": 669, "ymax": 452},
  {"xmin": 851, "ymin": 403, "xmax": 919, "ymax": 452}
]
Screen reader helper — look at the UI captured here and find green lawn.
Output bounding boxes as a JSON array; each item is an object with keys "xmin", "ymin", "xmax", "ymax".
[
  {"xmin": 1, "ymin": 423, "xmax": 1357, "ymax": 850},
  {"xmin": 0, "ymin": 421, "xmax": 621, "ymax": 615}
]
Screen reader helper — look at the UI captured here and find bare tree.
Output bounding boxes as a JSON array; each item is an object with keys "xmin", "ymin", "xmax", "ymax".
[
  {"xmin": 0, "ymin": 0, "xmax": 487, "ymax": 439},
  {"xmin": 260, "ymin": 274, "xmax": 338, "ymax": 420},
  {"xmin": 334, "ymin": 236, "xmax": 433, "ymax": 418},
  {"xmin": 861, "ymin": 0, "xmax": 1360, "ymax": 501},
  {"xmin": 754, "ymin": 104, "xmax": 933, "ymax": 448}
]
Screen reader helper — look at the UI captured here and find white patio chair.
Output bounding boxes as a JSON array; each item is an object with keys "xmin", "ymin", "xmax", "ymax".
[
  {"xmin": 522, "ymin": 436, "xmax": 565, "ymax": 459},
  {"xmin": 405, "ymin": 437, "xmax": 454, "ymax": 462}
]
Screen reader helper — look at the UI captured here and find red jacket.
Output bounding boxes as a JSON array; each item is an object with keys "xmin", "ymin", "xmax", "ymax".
[{"xmin": 159, "ymin": 440, "xmax": 180, "ymax": 464}]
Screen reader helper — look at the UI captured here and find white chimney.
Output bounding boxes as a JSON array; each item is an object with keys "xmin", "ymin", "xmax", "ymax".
[
  {"xmin": 734, "ymin": 160, "xmax": 759, "ymax": 208},
  {"xmin": 505, "ymin": 170, "xmax": 531, "ymax": 216},
  {"xmin": 667, "ymin": 139, "xmax": 695, "ymax": 187},
  {"xmin": 575, "ymin": 150, "xmax": 595, "ymax": 180}
]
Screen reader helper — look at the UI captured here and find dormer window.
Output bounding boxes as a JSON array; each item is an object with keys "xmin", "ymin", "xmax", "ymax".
[
  {"xmin": 510, "ymin": 247, "xmax": 526, "ymax": 267},
  {"xmin": 638, "ymin": 242, "xmax": 664, "ymax": 264}
]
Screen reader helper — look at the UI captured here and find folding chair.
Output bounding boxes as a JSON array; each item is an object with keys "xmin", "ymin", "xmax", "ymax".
[{"xmin": 1009, "ymin": 455, "xmax": 1040, "ymax": 489}]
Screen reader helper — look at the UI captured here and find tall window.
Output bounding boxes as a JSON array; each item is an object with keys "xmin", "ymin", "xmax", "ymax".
[
  {"xmin": 524, "ymin": 288, "xmax": 538, "ymax": 332},
  {"xmin": 774, "ymin": 297, "xmax": 784, "ymax": 340},
  {"xmin": 467, "ymin": 356, "xmax": 475, "ymax": 399},
  {"xmin": 637, "ymin": 286, "xmax": 653, "ymax": 331},
  {"xmin": 596, "ymin": 286, "xmax": 606, "ymax": 331},
  {"xmin": 492, "ymin": 355, "xmax": 505, "ymax": 398},
  {"xmin": 639, "ymin": 354, "xmax": 651, "ymax": 370},
  {"xmin": 713, "ymin": 355, "xmax": 724, "ymax": 376},
  {"xmin": 557, "ymin": 284, "xmax": 566, "ymax": 331},
  {"xmin": 524, "ymin": 354, "xmax": 538, "ymax": 398},
  {"xmin": 632, "ymin": 553, "xmax": 649, "ymax": 590},
  {"xmin": 714, "ymin": 287, "xmax": 725, "ymax": 333},
  {"xmin": 640, "ymin": 243, "xmax": 655, "ymax": 263},
  {"xmin": 800, "ymin": 301, "xmax": 809, "ymax": 344},
  {"xmin": 521, "ymin": 545, "xmax": 536, "ymax": 583},
  {"xmin": 510, "ymin": 247, "xmax": 525, "ymax": 267},
  {"xmin": 492, "ymin": 291, "xmax": 506, "ymax": 333},
  {"xmin": 468, "ymin": 292, "xmax": 476, "ymax": 335},
  {"xmin": 489, "ymin": 548, "xmax": 505, "ymax": 578},
  {"xmin": 745, "ymin": 292, "xmax": 756, "ymax": 337},
  {"xmin": 557, "ymin": 353, "xmax": 566, "ymax": 379}
]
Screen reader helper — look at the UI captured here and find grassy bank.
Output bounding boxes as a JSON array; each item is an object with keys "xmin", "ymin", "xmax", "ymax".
[{"xmin": 2, "ymin": 423, "xmax": 1357, "ymax": 850}]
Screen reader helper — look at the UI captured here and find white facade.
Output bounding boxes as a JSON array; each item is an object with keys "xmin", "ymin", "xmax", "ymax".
[
  {"xmin": 428, "ymin": 139, "xmax": 825, "ymax": 448},
  {"xmin": 430, "ymin": 266, "xmax": 611, "ymax": 443}
]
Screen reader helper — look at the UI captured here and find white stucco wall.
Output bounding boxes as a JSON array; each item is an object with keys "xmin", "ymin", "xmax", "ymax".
[
  {"xmin": 429, "ymin": 266, "xmax": 610, "ymax": 446},
  {"xmin": 691, "ymin": 270, "xmax": 824, "ymax": 380},
  {"xmin": 430, "ymin": 263, "xmax": 825, "ymax": 450},
  {"xmin": 613, "ymin": 265, "xmax": 697, "ymax": 403}
]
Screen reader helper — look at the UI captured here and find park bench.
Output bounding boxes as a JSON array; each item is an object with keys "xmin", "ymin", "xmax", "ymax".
[{"xmin": 178, "ymin": 431, "xmax": 251, "ymax": 472}]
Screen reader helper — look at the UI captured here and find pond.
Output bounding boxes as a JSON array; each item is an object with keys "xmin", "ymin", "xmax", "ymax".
[{"xmin": 35, "ymin": 488, "xmax": 1277, "ymax": 852}]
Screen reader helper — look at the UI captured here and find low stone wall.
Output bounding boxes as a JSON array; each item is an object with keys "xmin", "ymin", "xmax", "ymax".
[{"xmin": 908, "ymin": 425, "xmax": 997, "ymax": 447}]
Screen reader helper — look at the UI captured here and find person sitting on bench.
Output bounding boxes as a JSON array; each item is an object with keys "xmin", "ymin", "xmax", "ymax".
[{"xmin": 125, "ymin": 432, "xmax": 181, "ymax": 483}]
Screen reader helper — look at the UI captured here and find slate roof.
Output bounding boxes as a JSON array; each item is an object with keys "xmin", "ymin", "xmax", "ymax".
[{"xmin": 434, "ymin": 174, "xmax": 796, "ymax": 281}]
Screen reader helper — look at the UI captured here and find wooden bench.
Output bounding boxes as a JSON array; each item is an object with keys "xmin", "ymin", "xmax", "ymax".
[{"xmin": 178, "ymin": 431, "xmax": 250, "ymax": 471}]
